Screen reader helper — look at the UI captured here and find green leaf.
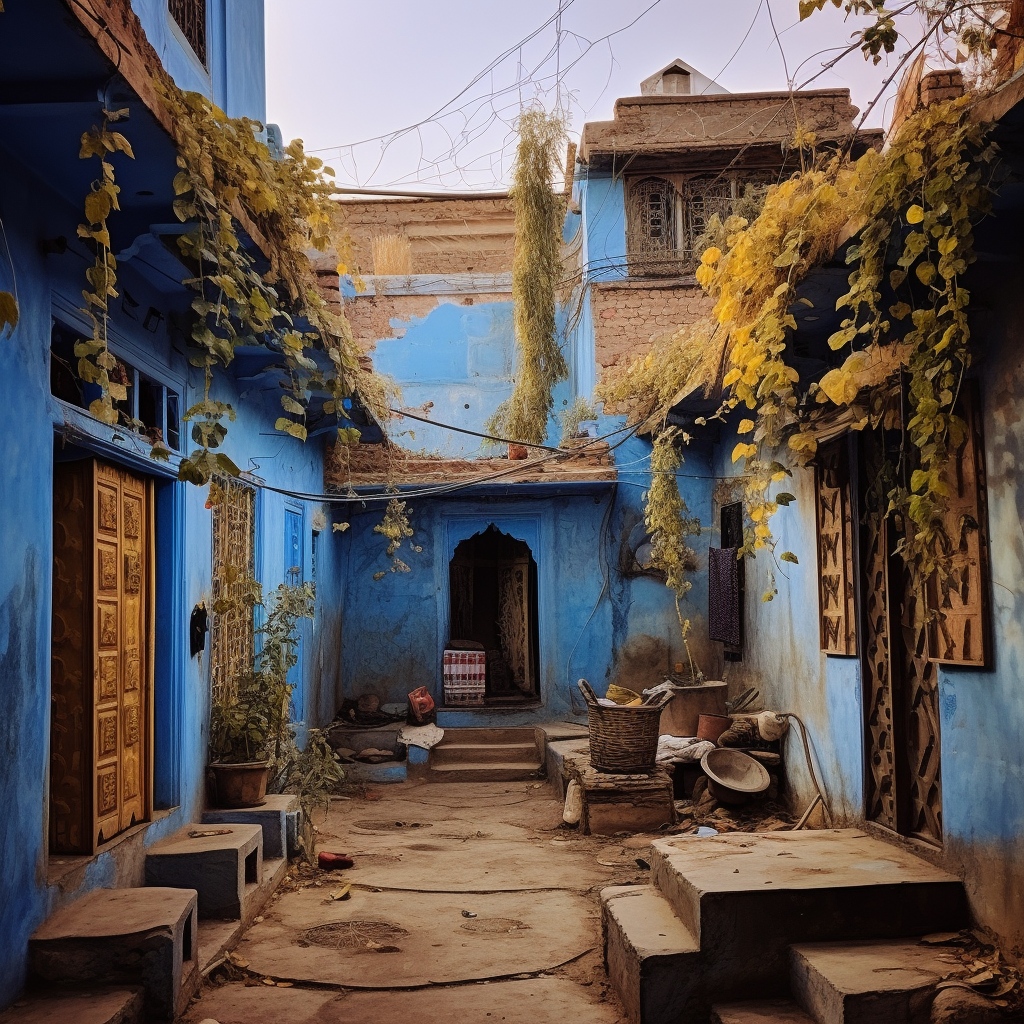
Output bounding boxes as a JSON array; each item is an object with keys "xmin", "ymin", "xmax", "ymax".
[
  {"xmin": 0, "ymin": 291, "xmax": 18, "ymax": 337},
  {"xmin": 215, "ymin": 453, "xmax": 241, "ymax": 477},
  {"xmin": 779, "ymin": 551, "xmax": 799, "ymax": 564},
  {"xmin": 774, "ymin": 492, "xmax": 796, "ymax": 506}
]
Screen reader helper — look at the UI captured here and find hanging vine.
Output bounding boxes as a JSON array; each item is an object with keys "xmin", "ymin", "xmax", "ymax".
[
  {"xmin": 486, "ymin": 109, "xmax": 568, "ymax": 447},
  {"xmin": 599, "ymin": 95, "xmax": 994, "ymax": 598},
  {"xmin": 151, "ymin": 77, "xmax": 391, "ymax": 485},
  {"xmin": 75, "ymin": 107, "xmax": 135, "ymax": 426}
]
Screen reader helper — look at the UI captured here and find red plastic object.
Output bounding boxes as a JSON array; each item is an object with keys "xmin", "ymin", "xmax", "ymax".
[
  {"xmin": 408, "ymin": 686, "xmax": 435, "ymax": 723},
  {"xmin": 318, "ymin": 852, "xmax": 354, "ymax": 870}
]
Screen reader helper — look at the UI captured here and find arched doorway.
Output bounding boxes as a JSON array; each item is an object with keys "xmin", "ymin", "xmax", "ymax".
[{"xmin": 448, "ymin": 525, "xmax": 539, "ymax": 705}]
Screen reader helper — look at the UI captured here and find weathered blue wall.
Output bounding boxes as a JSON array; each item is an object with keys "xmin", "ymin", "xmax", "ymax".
[
  {"xmin": 0, "ymin": 1, "xmax": 343, "ymax": 1005},
  {"xmin": 130, "ymin": 0, "xmax": 267, "ymax": 123}
]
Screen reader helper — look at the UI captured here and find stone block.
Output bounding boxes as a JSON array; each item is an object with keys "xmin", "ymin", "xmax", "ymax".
[
  {"xmin": 202, "ymin": 794, "xmax": 297, "ymax": 859},
  {"xmin": 28, "ymin": 887, "xmax": 198, "ymax": 1020},
  {"xmin": 145, "ymin": 824, "xmax": 262, "ymax": 920},
  {"xmin": 0, "ymin": 988, "xmax": 144, "ymax": 1024}
]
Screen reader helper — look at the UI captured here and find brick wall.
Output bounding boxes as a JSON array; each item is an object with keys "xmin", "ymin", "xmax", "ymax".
[
  {"xmin": 336, "ymin": 196, "xmax": 514, "ymax": 276},
  {"xmin": 591, "ymin": 280, "xmax": 712, "ymax": 377}
]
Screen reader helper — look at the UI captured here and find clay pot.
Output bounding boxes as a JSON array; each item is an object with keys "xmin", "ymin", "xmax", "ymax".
[
  {"xmin": 210, "ymin": 761, "xmax": 269, "ymax": 808},
  {"xmin": 697, "ymin": 713, "xmax": 732, "ymax": 743},
  {"xmin": 507, "ymin": 443, "xmax": 529, "ymax": 460}
]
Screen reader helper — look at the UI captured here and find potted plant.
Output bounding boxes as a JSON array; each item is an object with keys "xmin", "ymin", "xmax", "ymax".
[{"xmin": 208, "ymin": 580, "xmax": 315, "ymax": 807}]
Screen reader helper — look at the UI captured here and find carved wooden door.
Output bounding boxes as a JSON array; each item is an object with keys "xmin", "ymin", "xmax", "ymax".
[
  {"xmin": 858, "ymin": 428, "xmax": 947, "ymax": 845},
  {"xmin": 51, "ymin": 459, "xmax": 151, "ymax": 853}
]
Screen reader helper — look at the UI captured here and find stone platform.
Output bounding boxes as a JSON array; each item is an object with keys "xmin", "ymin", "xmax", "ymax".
[
  {"xmin": 564, "ymin": 752, "xmax": 675, "ymax": 835},
  {"xmin": 603, "ymin": 829, "xmax": 970, "ymax": 1024}
]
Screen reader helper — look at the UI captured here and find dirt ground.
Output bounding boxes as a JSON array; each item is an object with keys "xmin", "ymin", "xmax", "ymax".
[{"xmin": 183, "ymin": 779, "xmax": 655, "ymax": 1024}]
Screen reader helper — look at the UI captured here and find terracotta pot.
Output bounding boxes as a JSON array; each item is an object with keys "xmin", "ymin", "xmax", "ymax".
[
  {"xmin": 696, "ymin": 713, "xmax": 732, "ymax": 743},
  {"xmin": 507, "ymin": 443, "xmax": 529, "ymax": 460},
  {"xmin": 210, "ymin": 761, "xmax": 269, "ymax": 808}
]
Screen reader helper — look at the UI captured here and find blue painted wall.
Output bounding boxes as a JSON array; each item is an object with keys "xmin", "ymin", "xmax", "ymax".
[
  {"xmin": 131, "ymin": 0, "xmax": 267, "ymax": 123},
  {"xmin": 0, "ymin": 1, "xmax": 342, "ymax": 1006}
]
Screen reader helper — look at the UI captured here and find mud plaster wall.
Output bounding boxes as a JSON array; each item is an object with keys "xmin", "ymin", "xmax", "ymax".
[
  {"xmin": 337, "ymin": 197, "xmax": 514, "ymax": 276},
  {"xmin": 591, "ymin": 281, "xmax": 712, "ymax": 379},
  {"xmin": 346, "ymin": 292, "xmax": 512, "ymax": 356}
]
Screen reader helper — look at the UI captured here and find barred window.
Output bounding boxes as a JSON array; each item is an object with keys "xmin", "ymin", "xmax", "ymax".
[
  {"xmin": 210, "ymin": 477, "xmax": 256, "ymax": 704},
  {"xmin": 169, "ymin": 0, "xmax": 207, "ymax": 67}
]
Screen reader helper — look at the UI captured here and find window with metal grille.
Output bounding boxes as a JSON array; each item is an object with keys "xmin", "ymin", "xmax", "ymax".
[
  {"xmin": 210, "ymin": 477, "xmax": 256, "ymax": 704},
  {"xmin": 625, "ymin": 176, "xmax": 738, "ymax": 276},
  {"xmin": 625, "ymin": 177, "xmax": 678, "ymax": 276},
  {"xmin": 169, "ymin": 0, "xmax": 207, "ymax": 67}
]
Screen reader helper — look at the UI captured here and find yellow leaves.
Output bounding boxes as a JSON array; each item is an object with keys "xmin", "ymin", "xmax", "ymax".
[
  {"xmin": 700, "ymin": 246, "xmax": 722, "ymax": 265},
  {"xmin": 788, "ymin": 432, "xmax": 817, "ymax": 456},
  {"xmin": 723, "ymin": 367, "xmax": 742, "ymax": 387},
  {"xmin": 906, "ymin": 204, "xmax": 925, "ymax": 224},
  {"xmin": 732, "ymin": 442, "xmax": 757, "ymax": 463},
  {"xmin": 275, "ymin": 417, "xmax": 308, "ymax": 441},
  {"xmin": 84, "ymin": 189, "xmax": 112, "ymax": 226},
  {"xmin": 0, "ymin": 291, "xmax": 18, "ymax": 337},
  {"xmin": 754, "ymin": 523, "xmax": 771, "ymax": 539},
  {"xmin": 737, "ymin": 419, "xmax": 755, "ymax": 434},
  {"xmin": 915, "ymin": 261, "xmax": 937, "ymax": 286}
]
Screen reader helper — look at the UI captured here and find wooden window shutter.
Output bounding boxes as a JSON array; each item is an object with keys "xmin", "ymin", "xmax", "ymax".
[
  {"xmin": 815, "ymin": 439, "xmax": 857, "ymax": 655},
  {"xmin": 925, "ymin": 384, "xmax": 992, "ymax": 666}
]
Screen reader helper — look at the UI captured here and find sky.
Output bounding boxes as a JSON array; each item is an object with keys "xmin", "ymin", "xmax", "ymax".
[{"xmin": 264, "ymin": 0, "xmax": 918, "ymax": 193}]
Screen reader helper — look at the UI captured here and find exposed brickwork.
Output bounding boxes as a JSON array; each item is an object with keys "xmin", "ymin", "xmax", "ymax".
[
  {"xmin": 920, "ymin": 69, "xmax": 965, "ymax": 107},
  {"xmin": 325, "ymin": 440, "xmax": 615, "ymax": 488},
  {"xmin": 336, "ymin": 196, "xmax": 514, "ymax": 276},
  {"xmin": 591, "ymin": 280, "xmax": 712, "ymax": 378}
]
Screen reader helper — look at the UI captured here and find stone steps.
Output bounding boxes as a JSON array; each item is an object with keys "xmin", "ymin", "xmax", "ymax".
[
  {"xmin": 202, "ymin": 792, "xmax": 300, "ymax": 860},
  {"xmin": 431, "ymin": 741, "xmax": 540, "ymax": 765},
  {"xmin": 27, "ymin": 887, "xmax": 199, "ymax": 1020},
  {"xmin": 603, "ymin": 829, "xmax": 970, "ymax": 1024},
  {"xmin": 603, "ymin": 886, "xmax": 700, "ymax": 1024},
  {"xmin": 424, "ymin": 727, "xmax": 544, "ymax": 781},
  {"xmin": 0, "ymin": 988, "xmax": 145, "ymax": 1024},
  {"xmin": 145, "ymin": 823, "xmax": 263, "ymax": 922},
  {"xmin": 790, "ymin": 940, "xmax": 955, "ymax": 1024},
  {"xmin": 712, "ymin": 1001, "xmax": 816, "ymax": 1024}
]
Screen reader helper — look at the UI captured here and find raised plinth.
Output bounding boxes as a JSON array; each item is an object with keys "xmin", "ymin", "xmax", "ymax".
[
  {"xmin": 202, "ymin": 793, "xmax": 299, "ymax": 859},
  {"xmin": 145, "ymin": 824, "xmax": 262, "ymax": 920},
  {"xmin": 28, "ymin": 887, "xmax": 198, "ymax": 1020}
]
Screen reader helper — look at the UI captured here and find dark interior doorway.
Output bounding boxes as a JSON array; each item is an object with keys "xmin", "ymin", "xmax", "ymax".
[{"xmin": 449, "ymin": 526, "xmax": 540, "ymax": 705}]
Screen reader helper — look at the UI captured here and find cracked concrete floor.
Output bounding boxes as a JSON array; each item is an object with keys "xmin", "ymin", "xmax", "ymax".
[{"xmin": 184, "ymin": 779, "xmax": 650, "ymax": 1023}]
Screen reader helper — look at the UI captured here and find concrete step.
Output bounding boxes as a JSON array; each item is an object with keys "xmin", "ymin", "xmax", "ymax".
[
  {"xmin": 712, "ymin": 1001, "xmax": 816, "ymax": 1024},
  {"xmin": 434, "ymin": 726, "xmax": 540, "ymax": 746},
  {"xmin": 195, "ymin": 855, "xmax": 289, "ymax": 972},
  {"xmin": 425, "ymin": 760, "xmax": 544, "ymax": 782},
  {"xmin": 648, "ymin": 829, "xmax": 968, "ymax": 995},
  {"xmin": 431, "ymin": 741, "xmax": 540, "ymax": 765},
  {"xmin": 145, "ymin": 823, "xmax": 262, "ymax": 921},
  {"xmin": 602, "ymin": 885, "xmax": 700, "ymax": 1024},
  {"xmin": 790, "ymin": 940, "xmax": 955, "ymax": 1024},
  {"xmin": 202, "ymin": 792, "xmax": 301, "ymax": 859},
  {"xmin": 0, "ymin": 988, "xmax": 144, "ymax": 1024},
  {"xmin": 28, "ymin": 887, "xmax": 198, "ymax": 1020}
]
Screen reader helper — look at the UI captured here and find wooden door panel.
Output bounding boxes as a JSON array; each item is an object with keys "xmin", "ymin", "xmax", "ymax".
[{"xmin": 51, "ymin": 458, "xmax": 150, "ymax": 854}]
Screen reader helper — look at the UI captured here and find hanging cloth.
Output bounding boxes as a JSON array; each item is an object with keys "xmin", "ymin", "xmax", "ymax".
[{"xmin": 708, "ymin": 546, "xmax": 741, "ymax": 646}]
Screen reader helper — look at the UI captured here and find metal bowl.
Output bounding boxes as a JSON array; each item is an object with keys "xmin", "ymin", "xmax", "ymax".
[{"xmin": 700, "ymin": 748, "xmax": 771, "ymax": 805}]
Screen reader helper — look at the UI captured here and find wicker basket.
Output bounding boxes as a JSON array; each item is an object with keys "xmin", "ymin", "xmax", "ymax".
[{"xmin": 577, "ymin": 679, "xmax": 672, "ymax": 774}]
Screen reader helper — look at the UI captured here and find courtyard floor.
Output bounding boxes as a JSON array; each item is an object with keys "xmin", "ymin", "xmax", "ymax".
[{"xmin": 183, "ymin": 779, "xmax": 648, "ymax": 1023}]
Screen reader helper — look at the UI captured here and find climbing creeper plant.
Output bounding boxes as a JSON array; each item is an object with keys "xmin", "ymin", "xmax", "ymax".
[{"xmin": 599, "ymin": 96, "xmax": 994, "ymax": 599}]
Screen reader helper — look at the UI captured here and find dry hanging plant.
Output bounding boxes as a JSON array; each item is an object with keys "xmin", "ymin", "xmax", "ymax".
[{"xmin": 486, "ymin": 109, "xmax": 568, "ymax": 447}]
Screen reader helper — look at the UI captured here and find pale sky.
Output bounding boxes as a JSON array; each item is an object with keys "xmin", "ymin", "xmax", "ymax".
[{"xmin": 265, "ymin": 0, "xmax": 915, "ymax": 192}]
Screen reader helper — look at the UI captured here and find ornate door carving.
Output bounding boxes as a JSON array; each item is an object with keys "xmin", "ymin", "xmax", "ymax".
[
  {"xmin": 815, "ymin": 440, "xmax": 857, "ymax": 655},
  {"xmin": 51, "ymin": 459, "xmax": 151, "ymax": 853},
  {"xmin": 498, "ymin": 557, "xmax": 532, "ymax": 693}
]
